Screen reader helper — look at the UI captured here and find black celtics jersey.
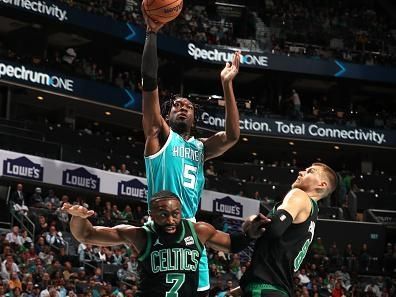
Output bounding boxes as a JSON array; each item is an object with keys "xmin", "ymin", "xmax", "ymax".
[
  {"xmin": 240, "ymin": 198, "xmax": 318, "ymax": 297},
  {"xmin": 138, "ymin": 220, "xmax": 204, "ymax": 297}
]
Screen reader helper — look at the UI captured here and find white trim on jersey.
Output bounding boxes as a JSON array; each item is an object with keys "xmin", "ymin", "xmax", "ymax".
[
  {"xmin": 145, "ymin": 130, "xmax": 174, "ymax": 160},
  {"xmin": 197, "ymin": 285, "xmax": 210, "ymax": 291}
]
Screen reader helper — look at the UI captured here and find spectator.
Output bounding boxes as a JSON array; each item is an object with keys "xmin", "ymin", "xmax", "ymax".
[
  {"xmin": 358, "ymin": 243, "xmax": 371, "ymax": 273},
  {"xmin": 34, "ymin": 236, "xmax": 48, "ymax": 254},
  {"xmin": 45, "ymin": 226, "xmax": 65, "ymax": 248},
  {"xmin": 5, "ymin": 226, "xmax": 23, "ymax": 247},
  {"xmin": 311, "ymin": 237, "xmax": 327, "ymax": 264},
  {"xmin": 121, "ymin": 205, "xmax": 134, "ymax": 221},
  {"xmin": 1, "ymin": 255, "xmax": 20, "ymax": 278},
  {"xmin": 111, "ymin": 205, "xmax": 122, "ymax": 220},
  {"xmin": 30, "ymin": 188, "xmax": 45, "ymax": 208},
  {"xmin": 364, "ymin": 279, "xmax": 381, "ymax": 297},
  {"xmin": 44, "ymin": 190, "xmax": 60, "ymax": 209},
  {"xmin": 36, "ymin": 216, "xmax": 49, "ymax": 237},
  {"xmin": 8, "ymin": 272, "xmax": 22, "ymax": 290},
  {"xmin": 343, "ymin": 243, "xmax": 358, "ymax": 272},
  {"xmin": 61, "ymin": 48, "xmax": 77, "ymax": 73},
  {"xmin": 10, "ymin": 184, "xmax": 28, "ymax": 215},
  {"xmin": 297, "ymin": 268, "xmax": 311, "ymax": 286},
  {"xmin": 206, "ymin": 164, "xmax": 218, "ymax": 176},
  {"xmin": 216, "ymin": 279, "xmax": 234, "ymax": 297},
  {"xmin": 118, "ymin": 164, "xmax": 130, "ymax": 175},
  {"xmin": 132, "ymin": 205, "xmax": 145, "ymax": 222},
  {"xmin": 20, "ymin": 229, "xmax": 33, "ymax": 249}
]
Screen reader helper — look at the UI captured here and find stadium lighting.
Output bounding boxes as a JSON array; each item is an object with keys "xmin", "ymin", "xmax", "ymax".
[
  {"xmin": 289, "ymin": 141, "xmax": 294, "ymax": 146},
  {"xmin": 37, "ymin": 96, "xmax": 44, "ymax": 100},
  {"xmin": 105, "ymin": 111, "xmax": 111, "ymax": 116},
  {"xmin": 242, "ymin": 137, "xmax": 248, "ymax": 142},
  {"xmin": 334, "ymin": 145, "xmax": 340, "ymax": 150}
]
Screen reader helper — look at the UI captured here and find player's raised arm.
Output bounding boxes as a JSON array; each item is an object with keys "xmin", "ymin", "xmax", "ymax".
[
  {"xmin": 204, "ymin": 51, "xmax": 241, "ymax": 161},
  {"xmin": 62, "ymin": 203, "xmax": 146, "ymax": 251},
  {"xmin": 194, "ymin": 216, "xmax": 270, "ymax": 253},
  {"xmin": 141, "ymin": 6, "xmax": 170, "ymax": 155}
]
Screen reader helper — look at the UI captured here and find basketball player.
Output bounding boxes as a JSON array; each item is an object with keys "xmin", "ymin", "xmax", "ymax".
[
  {"xmin": 63, "ymin": 191, "xmax": 269, "ymax": 297},
  {"xmin": 141, "ymin": 7, "xmax": 241, "ymax": 295},
  {"xmin": 238, "ymin": 163, "xmax": 338, "ymax": 297}
]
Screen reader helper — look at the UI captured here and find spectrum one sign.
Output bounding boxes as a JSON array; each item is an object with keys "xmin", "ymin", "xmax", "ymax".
[{"xmin": 0, "ymin": 63, "xmax": 74, "ymax": 92}]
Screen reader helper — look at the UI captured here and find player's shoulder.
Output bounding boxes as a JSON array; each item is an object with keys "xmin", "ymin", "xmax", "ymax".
[
  {"xmin": 193, "ymin": 221, "xmax": 216, "ymax": 234},
  {"xmin": 284, "ymin": 188, "xmax": 311, "ymax": 205}
]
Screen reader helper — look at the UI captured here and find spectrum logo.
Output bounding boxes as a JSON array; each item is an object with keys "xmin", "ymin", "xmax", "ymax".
[
  {"xmin": 0, "ymin": 63, "xmax": 74, "ymax": 92},
  {"xmin": 187, "ymin": 43, "xmax": 268, "ymax": 67}
]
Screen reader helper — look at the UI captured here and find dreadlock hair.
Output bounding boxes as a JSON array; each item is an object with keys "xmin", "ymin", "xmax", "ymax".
[{"xmin": 160, "ymin": 94, "xmax": 201, "ymax": 124}]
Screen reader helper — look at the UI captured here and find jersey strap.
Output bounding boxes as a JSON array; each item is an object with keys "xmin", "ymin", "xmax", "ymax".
[{"xmin": 138, "ymin": 225, "xmax": 152, "ymax": 262}]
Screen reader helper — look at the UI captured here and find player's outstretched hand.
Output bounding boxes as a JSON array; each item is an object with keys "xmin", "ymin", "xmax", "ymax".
[
  {"xmin": 242, "ymin": 213, "xmax": 271, "ymax": 239},
  {"xmin": 141, "ymin": 1, "xmax": 164, "ymax": 33},
  {"xmin": 62, "ymin": 203, "xmax": 94, "ymax": 219},
  {"xmin": 221, "ymin": 51, "xmax": 240, "ymax": 84}
]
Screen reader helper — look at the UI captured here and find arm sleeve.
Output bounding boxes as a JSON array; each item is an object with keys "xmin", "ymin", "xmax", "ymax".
[
  {"xmin": 265, "ymin": 209, "xmax": 293, "ymax": 238},
  {"xmin": 229, "ymin": 232, "xmax": 254, "ymax": 253},
  {"xmin": 141, "ymin": 31, "xmax": 158, "ymax": 92}
]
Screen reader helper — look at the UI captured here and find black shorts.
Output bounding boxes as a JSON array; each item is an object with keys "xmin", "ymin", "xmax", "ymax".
[{"xmin": 242, "ymin": 282, "xmax": 289, "ymax": 297}]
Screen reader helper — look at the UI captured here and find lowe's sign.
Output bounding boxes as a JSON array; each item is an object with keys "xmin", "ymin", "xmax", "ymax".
[
  {"xmin": 3, "ymin": 156, "xmax": 44, "ymax": 181},
  {"xmin": 201, "ymin": 190, "xmax": 260, "ymax": 220}
]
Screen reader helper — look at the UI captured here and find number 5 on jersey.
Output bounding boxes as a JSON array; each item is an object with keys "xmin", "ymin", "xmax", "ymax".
[{"xmin": 183, "ymin": 164, "xmax": 197, "ymax": 189}]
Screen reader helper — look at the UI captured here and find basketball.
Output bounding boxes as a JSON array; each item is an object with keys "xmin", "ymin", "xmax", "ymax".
[{"xmin": 143, "ymin": 0, "xmax": 183, "ymax": 23}]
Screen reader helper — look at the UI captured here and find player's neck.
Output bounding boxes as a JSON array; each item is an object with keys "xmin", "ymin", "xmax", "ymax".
[
  {"xmin": 304, "ymin": 190, "xmax": 320, "ymax": 201},
  {"xmin": 175, "ymin": 130, "xmax": 191, "ymax": 140}
]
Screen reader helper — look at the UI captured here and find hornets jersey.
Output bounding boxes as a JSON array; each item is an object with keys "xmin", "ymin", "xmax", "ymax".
[
  {"xmin": 138, "ymin": 220, "xmax": 204, "ymax": 297},
  {"xmin": 145, "ymin": 129, "xmax": 205, "ymax": 219}
]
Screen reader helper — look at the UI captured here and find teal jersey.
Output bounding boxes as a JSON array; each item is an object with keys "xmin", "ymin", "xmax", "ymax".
[{"xmin": 145, "ymin": 129, "xmax": 205, "ymax": 219}]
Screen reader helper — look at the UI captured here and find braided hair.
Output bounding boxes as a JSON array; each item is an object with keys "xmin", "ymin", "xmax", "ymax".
[{"xmin": 160, "ymin": 94, "xmax": 201, "ymax": 125}]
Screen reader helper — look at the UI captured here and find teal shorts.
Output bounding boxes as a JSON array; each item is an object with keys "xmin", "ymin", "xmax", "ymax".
[{"xmin": 197, "ymin": 247, "xmax": 209, "ymax": 291}]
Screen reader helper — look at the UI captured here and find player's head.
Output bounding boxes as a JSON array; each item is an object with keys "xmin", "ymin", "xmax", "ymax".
[
  {"xmin": 162, "ymin": 96, "xmax": 197, "ymax": 134},
  {"xmin": 149, "ymin": 190, "xmax": 182, "ymax": 234},
  {"xmin": 292, "ymin": 163, "xmax": 337, "ymax": 199}
]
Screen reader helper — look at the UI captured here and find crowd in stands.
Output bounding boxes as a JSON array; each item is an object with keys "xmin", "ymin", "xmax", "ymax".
[
  {"xmin": 1, "ymin": 109, "xmax": 395, "ymax": 221},
  {"xmin": 261, "ymin": 0, "xmax": 396, "ymax": 66},
  {"xmin": 56, "ymin": 0, "xmax": 396, "ymax": 66},
  {"xmin": 3, "ymin": 34, "xmax": 396, "ymax": 132},
  {"xmin": 0, "ymin": 182, "xmax": 395, "ymax": 297},
  {"xmin": 0, "ymin": 42, "xmax": 141, "ymax": 96}
]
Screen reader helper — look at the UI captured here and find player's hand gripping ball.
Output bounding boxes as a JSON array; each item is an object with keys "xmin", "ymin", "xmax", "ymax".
[{"xmin": 142, "ymin": 0, "xmax": 183, "ymax": 23}]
